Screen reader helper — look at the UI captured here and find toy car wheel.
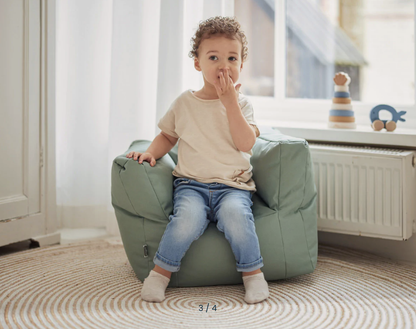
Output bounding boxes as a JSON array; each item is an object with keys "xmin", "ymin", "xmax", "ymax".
[
  {"xmin": 386, "ymin": 120, "xmax": 396, "ymax": 132},
  {"xmin": 372, "ymin": 120, "xmax": 384, "ymax": 131}
]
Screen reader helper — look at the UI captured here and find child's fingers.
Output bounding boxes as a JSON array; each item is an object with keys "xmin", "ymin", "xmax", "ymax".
[
  {"xmin": 213, "ymin": 79, "xmax": 220, "ymax": 93},
  {"xmin": 138, "ymin": 157, "xmax": 156, "ymax": 167},
  {"xmin": 225, "ymin": 69, "xmax": 230, "ymax": 87},
  {"xmin": 214, "ymin": 79, "xmax": 223, "ymax": 95},
  {"xmin": 128, "ymin": 152, "xmax": 155, "ymax": 167},
  {"xmin": 228, "ymin": 71, "xmax": 234, "ymax": 84},
  {"xmin": 138, "ymin": 154, "xmax": 149, "ymax": 164},
  {"xmin": 218, "ymin": 75, "xmax": 225, "ymax": 93},
  {"xmin": 220, "ymin": 71, "xmax": 225, "ymax": 87}
]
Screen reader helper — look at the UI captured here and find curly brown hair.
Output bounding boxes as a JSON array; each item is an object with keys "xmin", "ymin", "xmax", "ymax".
[{"xmin": 188, "ymin": 16, "xmax": 248, "ymax": 63}]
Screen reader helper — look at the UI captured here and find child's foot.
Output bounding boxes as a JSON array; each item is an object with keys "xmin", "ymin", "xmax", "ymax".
[
  {"xmin": 242, "ymin": 272, "xmax": 269, "ymax": 304},
  {"xmin": 141, "ymin": 270, "xmax": 170, "ymax": 302}
]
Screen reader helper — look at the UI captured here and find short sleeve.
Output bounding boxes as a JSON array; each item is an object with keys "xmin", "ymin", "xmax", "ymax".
[
  {"xmin": 157, "ymin": 98, "xmax": 180, "ymax": 139},
  {"xmin": 239, "ymin": 94, "xmax": 260, "ymax": 137},
  {"xmin": 239, "ymin": 95, "xmax": 257, "ymax": 126}
]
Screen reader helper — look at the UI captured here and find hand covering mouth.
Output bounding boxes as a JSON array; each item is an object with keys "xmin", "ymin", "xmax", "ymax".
[{"xmin": 218, "ymin": 72, "xmax": 231, "ymax": 79}]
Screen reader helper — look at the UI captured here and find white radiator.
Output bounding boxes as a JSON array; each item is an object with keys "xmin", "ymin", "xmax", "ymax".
[{"xmin": 308, "ymin": 143, "xmax": 416, "ymax": 240}]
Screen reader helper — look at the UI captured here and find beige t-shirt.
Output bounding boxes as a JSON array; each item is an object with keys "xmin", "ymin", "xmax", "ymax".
[{"xmin": 158, "ymin": 89, "xmax": 259, "ymax": 193}]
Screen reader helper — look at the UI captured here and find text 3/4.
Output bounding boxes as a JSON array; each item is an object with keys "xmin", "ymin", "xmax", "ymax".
[{"xmin": 199, "ymin": 303, "xmax": 217, "ymax": 312}]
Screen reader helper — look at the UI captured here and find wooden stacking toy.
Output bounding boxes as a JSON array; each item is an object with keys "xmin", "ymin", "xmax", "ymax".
[{"xmin": 328, "ymin": 72, "xmax": 356, "ymax": 129}]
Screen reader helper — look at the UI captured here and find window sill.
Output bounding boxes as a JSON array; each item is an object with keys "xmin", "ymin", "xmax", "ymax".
[{"xmin": 257, "ymin": 120, "xmax": 416, "ymax": 149}]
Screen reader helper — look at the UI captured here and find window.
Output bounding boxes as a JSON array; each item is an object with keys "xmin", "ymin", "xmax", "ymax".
[
  {"xmin": 234, "ymin": 0, "xmax": 275, "ymax": 97},
  {"xmin": 235, "ymin": 0, "xmax": 415, "ymax": 106}
]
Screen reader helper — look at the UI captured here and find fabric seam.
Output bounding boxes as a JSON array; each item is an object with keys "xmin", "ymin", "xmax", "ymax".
[
  {"xmin": 142, "ymin": 163, "xmax": 170, "ymax": 221},
  {"xmin": 277, "ymin": 143, "xmax": 287, "ymax": 279},
  {"xmin": 142, "ymin": 217, "xmax": 150, "ymax": 273},
  {"xmin": 298, "ymin": 143, "xmax": 309, "ymax": 211},
  {"xmin": 303, "ymin": 150, "xmax": 316, "ymax": 271},
  {"xmin": 299, "ymin": 209, "xmax": 314, "ymax": 272},
  {"xmin": 118, "ymin": 162, "xmax": 141, "ymax": 217}
]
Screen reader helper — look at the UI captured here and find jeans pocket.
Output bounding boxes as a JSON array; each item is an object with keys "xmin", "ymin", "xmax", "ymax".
[{"xmin": 173, "ymin": 177, "xmax": 191, "ymax": 188}]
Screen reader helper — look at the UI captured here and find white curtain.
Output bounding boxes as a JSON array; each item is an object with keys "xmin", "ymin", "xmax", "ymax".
[{"xmin": 56, "ymin": 0, "xmax": 233, "ymax": 235}]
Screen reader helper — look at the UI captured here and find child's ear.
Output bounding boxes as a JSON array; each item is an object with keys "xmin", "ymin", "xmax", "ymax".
[
  {"xmin": 194, "ymin": 58, "xmax": 201, "ymax": 71},
  {"xmin": 240, "ymin": 62, "xmax": 244, "ymax": 71}
]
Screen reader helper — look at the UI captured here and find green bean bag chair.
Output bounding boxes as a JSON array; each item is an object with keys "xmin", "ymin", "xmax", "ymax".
[{"xmin": 111, "ymin": 126, "xmax": 317, "ymax": 288}]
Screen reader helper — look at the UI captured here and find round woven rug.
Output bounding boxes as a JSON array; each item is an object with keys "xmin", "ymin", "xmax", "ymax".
[{"xmin": 1, "ymin": 238, "xmax": 415, "ymax": 329}]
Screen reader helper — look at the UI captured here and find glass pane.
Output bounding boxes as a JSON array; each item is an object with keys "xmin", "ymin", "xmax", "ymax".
[
  {"xmin": 234, "ymin": 0, "xmax": 275, "ymax": 97},
  {"xmin": 286, "ymin": 0, "xmax": 414, "ymax": 105}
]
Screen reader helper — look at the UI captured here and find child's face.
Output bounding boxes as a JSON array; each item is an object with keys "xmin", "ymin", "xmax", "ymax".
[{"xmin": 194, "ymin": 35, "xmax": 243, "ymax": 89}]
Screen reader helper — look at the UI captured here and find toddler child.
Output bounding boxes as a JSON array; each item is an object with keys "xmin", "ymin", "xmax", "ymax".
[{"xmin": 126, "ymin": 16, "xmax": 269, "ymax": 304}]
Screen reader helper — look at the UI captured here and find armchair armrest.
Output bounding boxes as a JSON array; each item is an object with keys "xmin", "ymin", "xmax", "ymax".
[
  {"xmin": 111, "ymin": 139, "xmax": 175, "ymax": 223},
  {"xmin": 251, "ymin": 126, "xmax": 316, "ymax": 213}
]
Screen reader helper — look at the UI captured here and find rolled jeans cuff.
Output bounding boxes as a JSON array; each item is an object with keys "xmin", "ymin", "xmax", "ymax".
[
  {"xmin": 153, "ymin": 252, "xmax": 181, "ymax": 272},
  {"xmin": 236, "ymin": 256, "xmax": 264, "ymax": 272}
]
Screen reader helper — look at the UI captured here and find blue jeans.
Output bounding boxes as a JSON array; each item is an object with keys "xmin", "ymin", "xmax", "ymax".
[{"xmin": 153, "ymin": 177, "xmax": 264, "ymax": 273}]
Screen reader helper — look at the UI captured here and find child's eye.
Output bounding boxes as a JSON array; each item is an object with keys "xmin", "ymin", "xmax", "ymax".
[{"xmin": 209, "ymin": 56, "xmax": 237, "ymax": 61}]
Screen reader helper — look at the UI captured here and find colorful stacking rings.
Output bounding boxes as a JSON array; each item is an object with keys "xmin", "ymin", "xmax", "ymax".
[{"xmin": 329, "ymin": 89, "xmax": 356, "ymax": 127}]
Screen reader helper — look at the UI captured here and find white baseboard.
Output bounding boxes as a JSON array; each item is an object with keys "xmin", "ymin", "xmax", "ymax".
[
  {"xmin": 31, "ymin": 232, "xmax": 61, "ymax": 247},
  {"xmin": 57, "ymin": 228, "xmax": 113, "ymax": 245},
  {"xmin": 319, "ymin": 231, "xmax": 416, "ymax": 266}
]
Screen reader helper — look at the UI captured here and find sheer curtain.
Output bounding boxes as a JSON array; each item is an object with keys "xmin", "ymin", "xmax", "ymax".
[{"xmin": 56, "ymin": 0, "xmax": 233, "ymax": 235}]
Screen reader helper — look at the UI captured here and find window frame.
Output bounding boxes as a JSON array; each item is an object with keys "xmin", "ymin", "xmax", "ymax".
[{"xmin": 241, "ymin": 0, "xmax": 416, "ymax": 130}]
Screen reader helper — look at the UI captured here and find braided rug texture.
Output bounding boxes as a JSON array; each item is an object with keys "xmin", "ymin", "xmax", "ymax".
[{"xmin": 1, "ymin": 238, "xmax": 416, "ymax": 329}]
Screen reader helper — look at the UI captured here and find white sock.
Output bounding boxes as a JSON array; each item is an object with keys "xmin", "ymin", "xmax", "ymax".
[
  {"xmin": 141, "ymin": 270, "xmax": 171, "ymax": 303},
  {"xmin": 242, "ymin": 272, "xmax": 269, "ymax": 304}
]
